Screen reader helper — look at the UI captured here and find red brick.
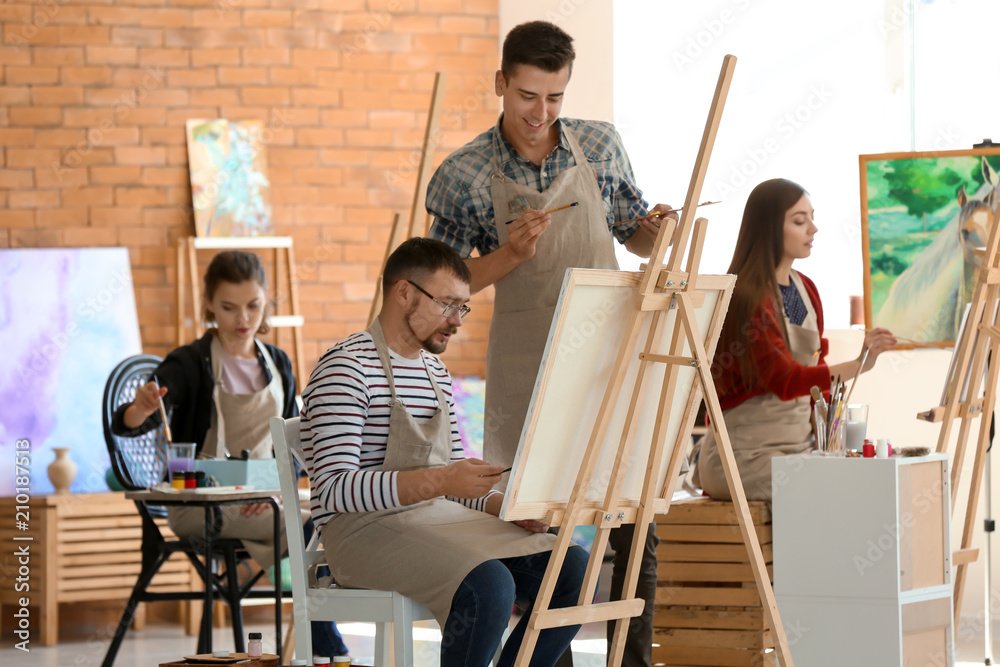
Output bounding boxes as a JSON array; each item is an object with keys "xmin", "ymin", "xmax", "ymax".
[
  {"xmin": 439, "ymin": 15, "xmax": 487, "ymax": 33},
  {"xmin": 63, "ymin": 227, "xmax": 118, "ymax": 246},
  {"xmin": 265, "ymin": 28, "xmax": 316, "ymax": 49},
  {"xmin": 143, "ymin": 128, "xmax": 186, "ymax": 146},
  {"xmin": 167, "ymin": 68, "xmax": 218, "ymax": 87},
  {"xmin": 89, "ymin": 6, "xmax": 143, "ymax": 25},
  {"xmin": 1, "ymin": 209, "xmax": 35, "ymax": 228},
  {"xmin": 59, "ymin": 26, "xmax": 111, "ymax": 44},
  {"xmin": 33, "ymin": 47, "xmax": 85, "ymax": 66},
  {"xmin": 90, "ymin": 206, "xmax": 143, "ymax": 226},
  {"xmin": 244, "ymin": 47, "xmax": 290, "ymax": 65},
  {"xmin": 2, "ymin": 25, "xmax": 59, "ymax": 47},
  {"xmin": 29, "ymin": 86, "xmax": 83, "ymax": 106},
  {"xmin": 218, "ymin": 66, "xmax": 268, "ymax": 85},
  {"xmin": 241, "ymin": 86, "xmax": 290, "ymax": 105},
  {"xmin": 295, "ymin": 128, "xmax": 345, "ymax": 147},
  {"xmin": 114, "ymin": 147, "xmax": 167, "ymax": 166},
  {"xmin": 139, "ymin": 48, "xmax": 191, "ymax": 68},
  {"xmin": 9, "ymin": 189, "xmax": 60, "ymax": 209},
  {"xmin": 244, "ymin": 9, "xmax": 292, "ymax": 27},
  {"xmin": 138, "ymin": 9, "xmax": 192, "ymax": 28},
  {"xmin": 10, "ymin": 229, "xmax": 64, "ymax": 247},
  {"xmin": 63, "ymin": 187, "xmax": 114, "ymax": 207},
  {"xmin": 290, "ymin": 48, "xmax": 339, "ymax": 68},
  {"xmin": 189, "ymin": 88, "xmax": 241, "ymax": 106},
  {"xmin": 165, "ymin": 146, "xmax": 187, "ymax": 165},
  {"xmin": 268, "ymin": 67, "xmax": 315, "ymax": 85},
  {"xmin": 164, "ymin": 28, "xmax": 264, "ymax": 49},
  {"xmin": 36, "ymin": 207, "xmax": 89, "ymax": 228},
  {"xmin": 319, "ymin": 109, "xmax": 368, "ymax": 127},
  {"xmin": 84, "ymin": 86, "xmax": 133, "ymax": 106},
  {"xmin": 33, "ymin": 129, "xmax": 84, "ymax": 147},
  {"xmin": 91, "ymin": 166, "xmax": 143, "ymax": 184},
  {"xmin": 269, "ymin": 147, "xmax": 319, "ymax": 167},
  {"xmin": 192, "ymin": 48, "xmax": 240, "ymax": 66},
  {"xmin": 0, "ymin": 47, "xmax": 30, "ymax": 66},
  {"xmin": 114, "ymin": 187, "xmax": 167, "ymax": 207},
  {"xmin": 0, "ymin": 129, "xmax": 35, "ymax": 146},
  {"xmin": 37, "ymin": 164, "xmax": 89, "ymax": 188},
  {"xmin": 86, "ymin": 46, "xmax": 138, "ymax": 65},
  {"xmin": 142, "ymin": 166, "xmax": 188, "ymax": 187},
  {"xmin": 6, "ymin": 66, "xmax": 58, "ymax": 85},
  {"xmin": 192, "ymin": 9, "xmax": 241, "ymax": 28},
  {"xmin": 292, "ymin": 88, "xmax": 341, "ymax": 106},
  {"xmin": 7, "ymin": 148, "xmax": 61, "ymax": 169},
  {"xmin": 166, "ymin": 108, "xmax": 216, "ymax": 125},
  {"xmin": 142, "ymin": 207, "xmax": 190, "ymax": 226},
  {"xmin": 118, "ymin": 226, "xmax": 168, "ymax": 247},
  {"xmin": 142, "ymin": 89, "xmax": 191, "ymax": 106},
  {"xmin": 61, "ymin": 66, "xmax": 114, "ymax": 85},
  {"xmin": 124, "ymin": 109, "xmax": 169, "ymax": 126},
  {"xmin": 110, "ymin": 27, "xmax": 164, "ymax": 47}
]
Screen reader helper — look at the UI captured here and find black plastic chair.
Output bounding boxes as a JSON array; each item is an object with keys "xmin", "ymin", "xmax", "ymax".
[{"xmin": 101, "ymin": 354, "xmax": 264, "ymax": 666}]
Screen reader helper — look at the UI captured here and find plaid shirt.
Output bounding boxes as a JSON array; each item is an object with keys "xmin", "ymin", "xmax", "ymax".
[{"xmin": 427, "ymin": 117, "xmax": 649, "ymax": 258}]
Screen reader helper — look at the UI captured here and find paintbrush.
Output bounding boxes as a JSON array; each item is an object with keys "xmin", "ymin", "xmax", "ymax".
[
  {"xmin": 504, "ymin": 202, "xmax": 579, "ymax": 224},
  {"xmin": 153, "ymin": 377, "xmax": 173, "ymax": 444},
  {"xmin": 611, "ymin": 200, "xmax": 721, "ymax": 227}
]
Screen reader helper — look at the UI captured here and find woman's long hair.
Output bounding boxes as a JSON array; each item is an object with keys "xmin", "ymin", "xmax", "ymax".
[{"xmin": 716, "ymin": 179, "xmax": 807, "ymax": 387}]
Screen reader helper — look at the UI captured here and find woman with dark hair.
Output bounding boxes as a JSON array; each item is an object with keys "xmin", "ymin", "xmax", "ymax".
[
  {"xmin": 694, "ymin": 179, "xmax": 897, "ymax": 501},
  {"xmin": 111, "ymin": 250, "xmax": 348, "ymax": 658}
]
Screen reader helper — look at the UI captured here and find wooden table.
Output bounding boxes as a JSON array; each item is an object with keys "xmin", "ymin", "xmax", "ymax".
[
  {"xmin": 124, "ymin": 489, "xmax": 283, "ymax": 659},
  {"xmin": 0, "ymin": 492, "xmax": 198, "ymax": 646}
]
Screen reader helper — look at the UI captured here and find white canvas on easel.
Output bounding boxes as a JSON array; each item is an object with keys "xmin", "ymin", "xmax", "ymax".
[{"xmin": 501, "ymin": 269, "xmax": 733, "ymax": 523}]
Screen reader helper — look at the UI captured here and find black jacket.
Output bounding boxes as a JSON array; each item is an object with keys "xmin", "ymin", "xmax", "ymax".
[{"xmin": 111, "ymin": 332, "xmax": 299, "ymax": 456}]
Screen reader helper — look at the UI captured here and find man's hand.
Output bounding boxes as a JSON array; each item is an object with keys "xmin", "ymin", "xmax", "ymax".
[
  {"xmin": 514, "ymin": 519, "xmax": 550, "ymax": 533},
  {"xmin": 637, "ymin": 203, "xmax": 679, "ymax": 242},
  {"xmin": 441, "ymin": 458, "xmax": 504, "ymax": 499},
  {"xmin": 505, "ymin": 209, "xmax": 551, "ymax": 265},
  {"xmin": 624, "ymin": 203, "xmax": 678, "ymax": 258}
]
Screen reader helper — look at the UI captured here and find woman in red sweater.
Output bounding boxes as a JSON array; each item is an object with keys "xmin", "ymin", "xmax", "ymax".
[{"xmin": 694, "ymin": 178, "xmax": 897, "ymax": 500}]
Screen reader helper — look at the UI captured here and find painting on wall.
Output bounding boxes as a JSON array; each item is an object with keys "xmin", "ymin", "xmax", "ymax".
[
  {"xmin": 861, "ymin": 147, "xmax": 1000, "ymax": 346},
  {"xmin": 0, "ymin": 248, "xmax": 142, "ymax": 495},
  {"xmin": 186, "ymin": 118, "xmax": 273, "ymax": 238}
]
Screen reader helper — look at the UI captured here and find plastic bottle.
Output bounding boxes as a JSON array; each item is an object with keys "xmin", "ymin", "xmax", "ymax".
[
  {"xmin": 313, "ymin": 658, "xmax": 331, "ymax": 667},
  {"xmin": 247, "ymin": 632, "xmax": 263, "ymax": 658}
]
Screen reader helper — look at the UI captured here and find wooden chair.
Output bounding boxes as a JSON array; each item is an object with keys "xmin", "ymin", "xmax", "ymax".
[{"xmin": 270, "ymin": 416, "xmax": 434, "ymax": 665}]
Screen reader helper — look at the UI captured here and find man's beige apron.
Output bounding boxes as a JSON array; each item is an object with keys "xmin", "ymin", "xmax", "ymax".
[
  {"xmin": 319, "ymin": 318, "xmax": 555, "ymax": 626},
  {"xmin": 695, "ymin": 271, "xmax": 822, "ymax": 502},
  {"xmin": 168, "ymin": 336, "xmax": 288, "ymax": 569},
  {"xmin": 485, "ymin": 127, "xmax": 619, "ymax": 471}
]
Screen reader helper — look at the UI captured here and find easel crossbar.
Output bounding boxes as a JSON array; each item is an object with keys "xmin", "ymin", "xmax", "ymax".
[
  {"xmin": 530, "ymin": 600, "xmax": 644, "ymax": 630},
  {"xmin": 638, "ymin": 352, "xmax": 698, "ymax": 367}
]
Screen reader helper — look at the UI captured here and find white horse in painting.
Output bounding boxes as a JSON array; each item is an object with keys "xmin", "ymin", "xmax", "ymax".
[{"xmin": 876, "ymin": 159, "xmax": 1000, "ymax": 342}]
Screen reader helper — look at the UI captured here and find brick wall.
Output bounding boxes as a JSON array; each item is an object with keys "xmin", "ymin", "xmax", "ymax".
[{"xmin": 0, "ymin": 0, "xmax": 499, "ymax": 379}]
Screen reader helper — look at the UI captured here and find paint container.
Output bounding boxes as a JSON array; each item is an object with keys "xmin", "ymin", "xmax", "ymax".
[
  {"xmin": 247, "ymin": 632, "xmax": 262, "ymax": 658},
  {"xmin": 875, "ymin": 438, "xmax": 889, "ymax": 459},
  {"xmin": 863, "ymin": 442, "xmax": 875, "ymax": 458}
]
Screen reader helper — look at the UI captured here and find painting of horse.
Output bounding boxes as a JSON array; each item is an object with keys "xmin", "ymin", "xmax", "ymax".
[{"xmin": 862, "ymin": 149, "xmax": 1000, "ymax": 345}]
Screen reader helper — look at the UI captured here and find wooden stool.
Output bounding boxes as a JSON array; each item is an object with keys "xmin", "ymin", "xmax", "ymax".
[{"xmin": 654, "ymin": 497, "xmax": 774, "ymax": 667}]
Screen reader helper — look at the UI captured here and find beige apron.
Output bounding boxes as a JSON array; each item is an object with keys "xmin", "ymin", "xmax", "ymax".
[
  {"xmin": 695, "ymin": 271, "xmax": 822, "ymax": 502},
  {"xmin": 485, "ymin": 126, "xmax": 619, "ymax": 471},
  {"xmin": 168, "ymin": 335, "xmax": 290, "ymax": 569},
  {"xmin": 319, "ymin": 318, "xmax": 555, "ymax": 626}
]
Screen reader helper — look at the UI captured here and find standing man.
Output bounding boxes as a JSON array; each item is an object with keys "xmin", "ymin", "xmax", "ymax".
[{"xmin": 427, "ymin": 20, "xmax": 673, "ymax": 667}]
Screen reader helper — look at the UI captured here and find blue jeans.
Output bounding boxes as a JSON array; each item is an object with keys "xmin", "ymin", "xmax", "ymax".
[
  {"xmin": 440, "ymin": 546, "xmax": 588, "ymax": 667},
  {"xmin": 311, "ymin": 620, "xmax": 349, "ymax": 657}
]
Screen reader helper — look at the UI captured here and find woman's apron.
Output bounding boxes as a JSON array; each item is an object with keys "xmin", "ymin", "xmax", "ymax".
[
  {"xmin": 695, "ymin": 271, "xmax": 821, "ymax": 502},
  {"xmin": 319, "ymin": 318, "xmax": 555, "ymax": 626},
  {"xmin": 168, "ymin": 336, "xmax": 288, "ymax": 569},
  {"xmin": 485, "ymin": 126, "xmax": 619, "ymax": 472}
]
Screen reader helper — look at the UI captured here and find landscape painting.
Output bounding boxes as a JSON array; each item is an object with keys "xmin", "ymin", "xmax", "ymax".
[{"xmin": 861, "ymin": 148, "xmax": 1000, "ymax": 345}]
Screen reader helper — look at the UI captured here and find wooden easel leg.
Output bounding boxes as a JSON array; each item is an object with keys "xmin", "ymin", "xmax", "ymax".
[
  {"xmin": 676, "ymin": 295, "xmax": 795, "ymax": 667},
  {"xmin": 177, "ymin": 237, "xmax": 187, "ymax": 347}
]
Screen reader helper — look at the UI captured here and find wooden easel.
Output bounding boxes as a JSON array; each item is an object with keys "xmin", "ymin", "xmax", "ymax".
[
  {"xmin": 367, "ymin": 72, "xmax": 448, "ymax": 324},
  {"xmin": 176, "ymin": 235, "xmax": 307, "ymax": 386},
  {"xmin": 918, "ymin": 204, "xmax": 1000, "ymax": 624},
  {"xmin": 512, "ymin": 55, "xmax": 794, "ymax": 667}
]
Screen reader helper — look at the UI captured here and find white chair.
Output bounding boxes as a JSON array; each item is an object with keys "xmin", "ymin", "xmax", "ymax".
[{"xmin": 270, "ymin": 416, "xmax": 435, "ymax": 665}]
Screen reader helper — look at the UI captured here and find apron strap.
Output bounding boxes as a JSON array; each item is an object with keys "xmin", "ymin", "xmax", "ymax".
[{"xmin": 367, "ymin": 317, "xmax": 447, "ymax": 409}]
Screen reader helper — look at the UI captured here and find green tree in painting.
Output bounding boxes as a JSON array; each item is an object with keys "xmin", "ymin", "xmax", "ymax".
[{"xmin": 884, "ymin": 160, "xmax": 966, "ymax": 231}]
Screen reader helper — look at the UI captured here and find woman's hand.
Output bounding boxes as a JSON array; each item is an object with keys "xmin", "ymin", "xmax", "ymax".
[
  {"xmin": 240, "ymin": 501, "xmax": 275, "ymax": 516},
  {"xmin": 861, "ymin": 327, "xmax": 897, "ymax": 371},
  {"xmin": 123, "ymin": 380, "xmax": 168, "ymax": 429},
  {"xmin": 514, "ymin": 519, "xmax": 550, "ymax": 533}
]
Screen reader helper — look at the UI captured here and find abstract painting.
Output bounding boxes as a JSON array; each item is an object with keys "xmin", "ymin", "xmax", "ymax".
[
  {"xmin": 861, "ymin": 148, "xmax": 1000, "ymax": 345},
  {"xmin": 186, "ymin": 118, "xmax": 273, "ymax": 237},
  {"xmin": 0, "ymin": 248, "xmax": 142, "ymax": 495}
]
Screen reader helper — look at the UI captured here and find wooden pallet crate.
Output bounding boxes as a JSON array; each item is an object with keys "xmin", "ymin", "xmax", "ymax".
[{"xmin": 653, "ymin": 497, "xmax": 774, "ymax": 667}]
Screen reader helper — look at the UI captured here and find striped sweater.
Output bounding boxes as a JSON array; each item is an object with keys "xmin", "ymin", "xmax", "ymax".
[{"xmin": 301, "ymin": 331, "xmax": 494, "ymax": 534}]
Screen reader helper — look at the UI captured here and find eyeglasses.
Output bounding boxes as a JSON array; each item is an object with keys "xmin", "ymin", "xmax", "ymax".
[{"xmin": 406, "ymin": 280, "xmax": 471, "ymax": 320}]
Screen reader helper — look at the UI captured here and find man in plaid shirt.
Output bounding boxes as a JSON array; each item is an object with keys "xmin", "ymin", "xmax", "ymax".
[{"xmin": 427, "ymin": 20, "xmax": 673, "ymax": 667}]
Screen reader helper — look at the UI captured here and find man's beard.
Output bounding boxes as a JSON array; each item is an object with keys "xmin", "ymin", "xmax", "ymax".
[{"xmin": 403, "ymin": 309, "xmax": 457, "ymax": 354}]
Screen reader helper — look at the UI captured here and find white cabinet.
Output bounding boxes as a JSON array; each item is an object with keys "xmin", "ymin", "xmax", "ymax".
[{"xmin": 772, "ymin": 454, "xmax": 953, "ymax": 667}]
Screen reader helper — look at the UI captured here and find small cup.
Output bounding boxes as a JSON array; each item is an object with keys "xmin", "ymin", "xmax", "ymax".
[
  {"xmin": 844, "ymin": 404, "xmax": 869, "ymax": 452},
  {"xmin": 167, "ymin": 443, "xmax": 195, "ymax": 484}
]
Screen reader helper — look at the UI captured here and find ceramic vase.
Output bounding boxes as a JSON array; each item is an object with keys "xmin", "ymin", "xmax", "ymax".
[{"xmin": 47, "ymin": 447, "xmax": 77, "ymax": 494}]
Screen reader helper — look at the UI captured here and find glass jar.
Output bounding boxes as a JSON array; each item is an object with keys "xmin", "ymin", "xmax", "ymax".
[{"xmin": 247, "ymin": 632, "xmax": 263, "ymax": 658}]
